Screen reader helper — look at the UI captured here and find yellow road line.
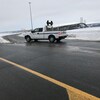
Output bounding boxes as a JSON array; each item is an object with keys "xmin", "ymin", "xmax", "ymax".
[
  {"xmin": 0, "ymin": 57, "xmax": 100, "ymax": 100},
  {"xmin": 67, "ymin": 89, "xmax": 98, "ymax": 100}
]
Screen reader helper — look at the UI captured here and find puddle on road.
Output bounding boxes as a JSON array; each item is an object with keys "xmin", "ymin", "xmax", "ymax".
[{"xmin": 66, "ymin": 46, "xmax": 100, "ymax": 56}]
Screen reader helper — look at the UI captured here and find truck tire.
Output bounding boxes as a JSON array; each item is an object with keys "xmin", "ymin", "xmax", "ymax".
[
  {"xmin": 49, "ymin": 36, "xmax": 55, "ymax": 43},
  {"xmin": 25, "ymin": 36, "xmax": 31, "ymax": 42}
]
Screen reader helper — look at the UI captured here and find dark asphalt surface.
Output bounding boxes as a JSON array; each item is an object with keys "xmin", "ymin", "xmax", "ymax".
[{"xmin": 0, "ymin": 35, "xmax": 100, "ymax": 100}]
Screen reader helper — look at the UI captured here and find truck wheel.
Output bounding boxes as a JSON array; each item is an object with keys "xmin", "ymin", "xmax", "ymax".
[
  {"xmin": 49, "ymin": 36, "xmax": 55, "ymax": 43},
  {"xmin": 25, "ymin": 36, "xmax": 31, "ymax": 42}
]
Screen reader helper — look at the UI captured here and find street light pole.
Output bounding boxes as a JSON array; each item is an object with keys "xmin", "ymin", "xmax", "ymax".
[{"xmin": 29, "ymin": 2, "xmax": 33, "ymax": 30}]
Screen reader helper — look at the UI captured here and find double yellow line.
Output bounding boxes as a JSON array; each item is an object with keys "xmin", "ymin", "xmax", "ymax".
[{"xmin": 0, "ymin": 57, "xmax": 100, "ymax": 100}]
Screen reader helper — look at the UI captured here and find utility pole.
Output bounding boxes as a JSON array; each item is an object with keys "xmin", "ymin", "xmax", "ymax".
[
  {"xmin": 80, "ymin": 17, "xmax": 84, "ymax": 23},
  {"xmin": 29, "ymin": 2, "xmax": 33, "ymax": 30}
]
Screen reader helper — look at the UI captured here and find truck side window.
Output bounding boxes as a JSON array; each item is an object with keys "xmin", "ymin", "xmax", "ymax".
[
  {"xmin": 39, "ymin": 28, "xmax": 43, "ymax": 32},
  {"xmin": 31, "ymin": 28, "xmax": 43, "ymax": 33}
]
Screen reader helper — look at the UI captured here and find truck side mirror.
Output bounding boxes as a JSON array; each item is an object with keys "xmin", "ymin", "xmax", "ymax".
[{"xmin": 31, "ymin": 30, "xmax": 34, "ymax": 33}]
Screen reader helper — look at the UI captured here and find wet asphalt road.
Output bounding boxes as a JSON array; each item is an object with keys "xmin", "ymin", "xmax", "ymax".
[{"xmin": 0, "ymin": 35, "xmax": 100, "ymax": 100}]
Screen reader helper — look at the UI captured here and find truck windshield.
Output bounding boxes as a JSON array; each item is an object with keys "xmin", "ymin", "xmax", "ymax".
[
  {"xmin": 34, "ymin": 28, "xmax": 43, "ymax": 32},
  {"xmin": 31, "ymin": 28, "xmax": 43, "ymax": 33}
]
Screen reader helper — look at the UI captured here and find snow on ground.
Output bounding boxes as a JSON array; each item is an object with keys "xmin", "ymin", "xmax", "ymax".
[
  {"xmin": 0, "ymin": 33, "xmax": 17, "ymax": 43},
  {"xmin": 18, "ymin": 33, "xmax": 24, "ymax": 37},
  {"xmin": 0, "ymin": 27, "xmax": 100, "ymax": 43},
  {"xmin": 67, "ymin": 27, "xmax": 100, "ymax": 41},
  {"xmin": 0, "ymin": 37, "xmax": 10, "ymax": 43}
]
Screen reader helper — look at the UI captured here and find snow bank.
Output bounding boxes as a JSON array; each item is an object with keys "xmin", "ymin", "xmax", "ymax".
[
  {"xmin": 67, "ymin": 27, "xmax": 100, "ymax": 41},
  {"xmin": 1, "ymin": 27, "xmax": 100, "ymax": 43}
]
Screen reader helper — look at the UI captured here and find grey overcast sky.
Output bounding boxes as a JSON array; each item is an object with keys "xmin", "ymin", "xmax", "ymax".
[{"xmin": 0, "ymin": 0, "xmax": 100, "ymax": 31}]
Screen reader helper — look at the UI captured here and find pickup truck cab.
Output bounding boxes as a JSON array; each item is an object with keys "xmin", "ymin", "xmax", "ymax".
[{"xmin": 24, "ymin": 27, "xmax": 67, "ymax": 43}]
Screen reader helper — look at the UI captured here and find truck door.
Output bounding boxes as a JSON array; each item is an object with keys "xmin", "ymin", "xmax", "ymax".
[
  {"xmin": 35, "ymin": 28, "xmax": 43, "ymax": 39},
  {"xmin": 31, "ymin": 28, "xmax": 44, "ymax": 39}
]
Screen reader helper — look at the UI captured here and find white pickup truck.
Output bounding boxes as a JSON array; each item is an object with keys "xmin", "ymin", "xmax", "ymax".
[{"xmin": 24, "ymin": 27, "xmax": 67, "ymax": 43}]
